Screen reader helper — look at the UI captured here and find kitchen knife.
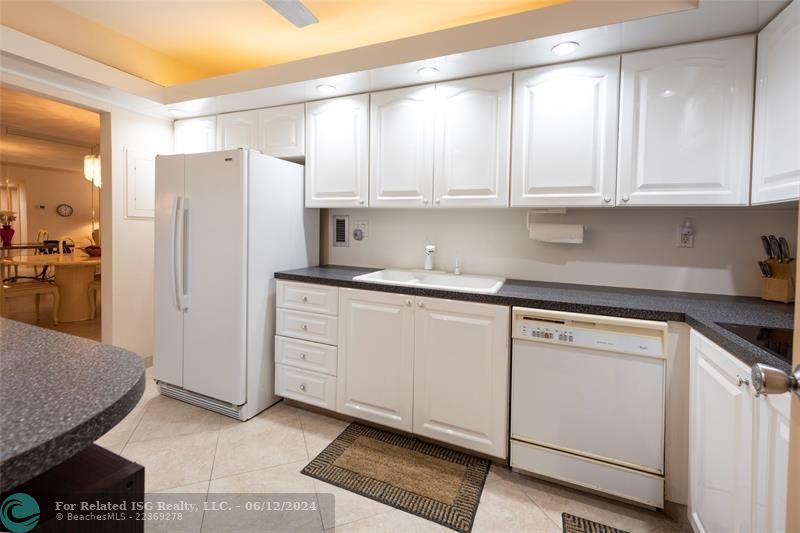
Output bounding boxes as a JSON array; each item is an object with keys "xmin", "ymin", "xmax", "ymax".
[
  {"xmin": 777, "ymin": 236, "xmax": 792, "ymax": 262},
  {"xmin": 768, "ymin": 235, "xmax": 783, "ymax": 262},
  {"xmin": 759, "ymin": 261, "xmax": 772, "ymax": 277},
  {"xmin": 761, "ymin": 235, "xmax": 773, "ymax": 259}
]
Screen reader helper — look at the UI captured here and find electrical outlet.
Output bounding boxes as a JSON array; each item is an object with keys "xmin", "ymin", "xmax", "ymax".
[
  {"xmin": 677, "ymin": 218, "xmax": 694, "ymax": 248},
  {"xmin": 355, "ymin": 220, "xmax": 368, "ymax": 238}
]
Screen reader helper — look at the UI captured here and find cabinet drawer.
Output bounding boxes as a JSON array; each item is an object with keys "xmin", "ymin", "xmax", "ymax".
[
  {"xmin": 277, "ymin": 281, "xmax": 338, "ymax": 315},
  {"xmin": 275, "ymin": 335, "xmax": 337, "ymax": 376},
  {"xmin": 275, "ymin": 364, "xmax": 336, "ymax": 410},
  {"xmin": 276, "ymin": 308, "xmax": 338, "ymax": 345}
]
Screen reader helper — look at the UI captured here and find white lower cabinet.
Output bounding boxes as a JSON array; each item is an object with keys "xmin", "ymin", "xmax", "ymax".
[
  {"xmin": 335, "ymin": 287, "xmax": 510, "ymax": 456},
  {"xmin": 413, "ymin": 297, "xmax": 509, "ymax": 457},
  {"xmin": 337, "ymin": 289, "xmax": 415, "ymax": 431},
  {"xmin": 689, "ymin": 331, "xmax": 789, "ymax": 533}
]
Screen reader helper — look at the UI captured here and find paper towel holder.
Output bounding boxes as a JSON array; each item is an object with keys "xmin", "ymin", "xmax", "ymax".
[{"xmin": 526, "ymin": 208, "xmax": 568, "ymax": 229}]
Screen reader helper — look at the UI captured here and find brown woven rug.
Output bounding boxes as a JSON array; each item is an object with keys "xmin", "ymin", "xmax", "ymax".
[
  {"xmin": 563, "ymin": 513, "xmax": 630, "ymax": 533},
  {"xmin": 301, "ymin": 423, "xmax": 490, "ymax": 533}
]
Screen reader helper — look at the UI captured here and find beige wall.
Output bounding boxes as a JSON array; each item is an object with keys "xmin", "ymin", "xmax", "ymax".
[
  {"xmin": 102, "ymin": 107, "xmax": 172, "ymax": 358},
  {"xmin": 322, "ymin": 206, "xmax": 798, "ymax": 297},
  {"xmin": 0, "ymin": 163, "xmax": 99, "ymax": 244}
]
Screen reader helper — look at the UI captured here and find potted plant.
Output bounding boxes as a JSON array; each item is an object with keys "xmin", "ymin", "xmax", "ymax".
[{"xmin": 0, "ymin": 210, "xmax": 17, "ymax": 246}]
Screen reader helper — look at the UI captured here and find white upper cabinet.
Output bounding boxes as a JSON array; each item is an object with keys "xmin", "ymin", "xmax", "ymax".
[
  {"xmin": 258, "ymin": 103, "xmax": 305, "ymax": 159},
  {"xmin": 174, "ymin": 116, "xmax": 217, "ymax": 154},
  {"xmin": 434, "ymin": 73, "xmax": 512, "ymax": 207},
  {"xmin": 306, "ymin": 94, "xmax": 370, "ymax": 208},
  {"xmin": 216, "ymin": 110, "xmax": 259, "ymax": 151},
  {"xmin": 618, "ymin": 37, "xmax": 755, "ymax": 206},
  {"xmin": 752, "ymin": 1, "xmax": 800, "ymax": 204},
  {"xmin": 370, "ymin": 85, "xmax": 435, "ymax": 207},
  {"xmin": 511, "ymin": 57, "xmax": 619, "ymax": 207}
]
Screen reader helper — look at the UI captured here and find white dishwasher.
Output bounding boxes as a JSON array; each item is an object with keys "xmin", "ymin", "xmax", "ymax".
[{"xmin": 510, "ymin": 307, "xmax": 667, "ymax": 508}]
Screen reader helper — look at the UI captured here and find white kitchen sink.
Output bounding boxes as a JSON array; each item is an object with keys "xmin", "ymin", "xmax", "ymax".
[{"xmin": 352, "ymin": 269, "xmax": 505, "ymax": 294}]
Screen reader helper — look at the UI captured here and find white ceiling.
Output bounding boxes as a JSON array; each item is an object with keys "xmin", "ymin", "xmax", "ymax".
[{"xmin": 167, "ymin": 0, "xmax": 788, "ymax": 117}]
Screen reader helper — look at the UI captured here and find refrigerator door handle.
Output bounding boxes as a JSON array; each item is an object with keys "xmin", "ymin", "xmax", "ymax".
[
  {"xmin": 181, "ymin": 197, "xmax": 191, "ymax": 310},
  {"xmin": 171, "ymin": 195, "xmax": 183, "ymax": 311}
]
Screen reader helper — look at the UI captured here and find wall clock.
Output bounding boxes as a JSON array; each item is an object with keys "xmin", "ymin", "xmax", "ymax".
[{"xmin": 56, "ymin": 203, "xmax": 74, "ymax": 217}]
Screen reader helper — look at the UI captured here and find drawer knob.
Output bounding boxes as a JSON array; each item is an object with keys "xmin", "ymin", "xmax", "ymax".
[
  {"xmin": 417, "ymin": 301, "xmax": 424, "ymax": 308},
  {"xmin": 405, "ymin": 299, "xmax": 411, "ymax": 306},
  {"xmin": 302, "ymin": 296, "xmax": 308, "ymax": 302},
  {"xmin": 299, "ymin": 383, "xmax": 306, "ymax": 392},
  {"xmin": 301, "ymin": 324, "xmax": 308, "ymax": 330},
  {"xmin": 622, "ymin": 195, "xmax": 630, "ymax": 203},
  {"xmin": 300, "ymin": 353, "xmax": 307, "ymax": 360}
]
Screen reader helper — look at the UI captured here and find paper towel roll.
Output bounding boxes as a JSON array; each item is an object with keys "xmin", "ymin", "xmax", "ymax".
[{"xmin": 529, "ymin": 223, "xmax": 584, "ymax": 244}]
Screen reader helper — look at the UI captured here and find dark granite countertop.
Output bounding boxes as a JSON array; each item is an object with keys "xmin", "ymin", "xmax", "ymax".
[
  {"xmin": 0, "ymin": 319, "xmax": 145, "ymax": 491},
  {"xmin": 275, "ymin": 265, "xmax": 794, "ymax": 372}
]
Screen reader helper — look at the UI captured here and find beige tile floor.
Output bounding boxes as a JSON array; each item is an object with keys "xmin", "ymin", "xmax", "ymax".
[{"xmin": 97, "ymin": 369, "xmax": 688, "ymax": 533}]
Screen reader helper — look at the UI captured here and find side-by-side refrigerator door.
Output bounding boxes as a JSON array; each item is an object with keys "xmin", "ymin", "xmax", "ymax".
[
  {"xmin": 182, "ymin": 150, "xmax": 247, "ymax": 405},
  {"xmin": 154, "ymin": 154, "xmax": 186, "ymax": 387}
]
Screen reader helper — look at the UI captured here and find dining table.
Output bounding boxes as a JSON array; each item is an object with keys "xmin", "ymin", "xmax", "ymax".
[{"xmin": 1, "ymin": 253, "xmax": 101, "ymax": 323}]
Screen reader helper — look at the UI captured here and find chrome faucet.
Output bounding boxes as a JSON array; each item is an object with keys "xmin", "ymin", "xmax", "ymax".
[{"xmin": 424, "ymin": 244, "xmax": 436, "ymax": 271}]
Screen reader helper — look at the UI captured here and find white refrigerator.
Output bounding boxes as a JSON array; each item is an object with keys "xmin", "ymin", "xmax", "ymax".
[{"xmin": 153, "ymin": 149, "xmax": 319, "ymax": 420}]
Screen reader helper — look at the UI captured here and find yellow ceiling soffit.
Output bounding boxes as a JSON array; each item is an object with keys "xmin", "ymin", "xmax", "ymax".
[{"xmin": 0, "ymin": 1, "xmax": 208, "ymax": 86}]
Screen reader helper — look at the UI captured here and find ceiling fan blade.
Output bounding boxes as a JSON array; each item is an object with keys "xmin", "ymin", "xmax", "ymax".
[{"xmin": 264, "ymin": 0, "xmax": 319, "ymax": 28}]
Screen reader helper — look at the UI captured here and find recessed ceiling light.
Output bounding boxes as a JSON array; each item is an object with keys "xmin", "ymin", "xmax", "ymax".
[
  {"xmin": 659, "ymin": 89, "xmax": 676, "ymax": 98},
  {"xmin": 316, "ymin": 84, "xmax": 336, "ymax": 94},
  {"xmin": 417, "ymin": 66, "xmax": 440, "ymax": 78},
  {"xmin": 551, "ymin": 41, "xmax": 580, "ymax": 56}
]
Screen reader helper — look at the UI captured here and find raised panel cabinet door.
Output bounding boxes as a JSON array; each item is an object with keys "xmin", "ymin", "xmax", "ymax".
[
  {"xmin": 174, "ymin": 116, "xmax": 216, "ymax": 154},
  {"xmin": 689, "ymin": 331, "xmax": 753, "ymax": 533},
  {"xmin": 306, "ymin": 95, "xmax": 369, "ymax": 207},
  {"xmin": 752, "ymin": 0, "xmax": 800, "ymax": 204},
  {"xmin": 216, "ymin": 110, "xmax": 259, "ymax": 151},
  {"xmin": 337, "ymin": 289, "xmax": 414, "ymax": 431},
  {"xmin": 370, "ymin": 85, "xmax": 435, "ymax": 207},
  {"xmin": 258, "ymin": 103, "xmax": 305, "ymax": 158},
  {"xmin": 752, "ymin": 393, "xmax": 790, "ymax": 533},
  {"xmin": 413, "ymin": 298, "xmax": 510, "ymax": 457},
  {"xmin": 618, "ymin": 36, "xmax": 755, "ymax": 206},
  {"xmin": 434, "ymin": 73, "xmax": 511, "ymax": 207},
  {"xmin": 511, "ymin": 57, "xmax": 619, "ymax": 207}
]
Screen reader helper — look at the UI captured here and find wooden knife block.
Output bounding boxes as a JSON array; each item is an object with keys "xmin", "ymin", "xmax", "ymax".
[{"xmin": 761, "ymin": 259, "xmax": 796, "ymax": 303}]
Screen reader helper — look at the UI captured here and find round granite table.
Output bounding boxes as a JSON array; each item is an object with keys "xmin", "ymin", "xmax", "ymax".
[{"xmin": 0, "ymin": 318, "xmax": 144, "ymax": 491}]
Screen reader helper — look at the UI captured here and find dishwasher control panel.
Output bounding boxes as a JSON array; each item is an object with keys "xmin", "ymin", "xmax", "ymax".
[{"xmin": 514, "ymin": 319, "xmax": 664, "ymax": 358}]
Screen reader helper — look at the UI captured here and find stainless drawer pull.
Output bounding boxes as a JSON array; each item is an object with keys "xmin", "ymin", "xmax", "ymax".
[
  {"xmin": 299, "ymin": 383, "xmax": 306, "ymax": 392},
  {"xmin": 301, "ymin": 324, "xmax": 308, "ymax": 330},
  {"xmin": 302, "ymin": 296, "xmax": 308, "ymax": 302},
  {"xmin": 300, "ymin": 353, "xmax": 307, "ymax": 360}
]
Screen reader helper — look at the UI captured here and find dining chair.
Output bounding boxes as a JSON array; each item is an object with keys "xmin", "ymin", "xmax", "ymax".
[
  {"xmin": 88, "ymin": 276, "xmax": 101, "ymax": 320},
  {"xmin": 0, "ymin": 279, "xmax": 60, "ymax": 324},
  {"xmin": 33, "ymin": 229, "xmax": 49, "ymax": 278},
  {"xmin": 58, "ymin": 236, "xmax": 76, "ymax": 255}
]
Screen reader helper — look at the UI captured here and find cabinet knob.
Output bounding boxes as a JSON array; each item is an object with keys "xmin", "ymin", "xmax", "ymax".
[
  {"xmin": 300, "ymin": 353, "xmax": 307, "ymax": 360},
  {"xmin": 736, "ymin": 375, "xmax": 750, "ymax": 388},
  {"xmin": 405, "ymin": 299, "xmax": 412, "ymax": 306},
  {"xmin": 359, "ymin": 200, "xmax": 365, "ymax": 205},
  {"xmin": 423, "ymin": 199, "xmax": 428, "ymax": 204},
  {"xmin": 435, "ymin": 199, "xmax": 441, "ymax": 204},
  {"xmin": 302, "ymin": 296, "xmax": 308, "ymax": 302},
  {"xmin": 604, "ymin": 195, "xmax": 611, "ymax": 203},
  {"xmin": 301, "ymin": 324, "xmax": 308, "ymax": 330},
  {"xmin": 417, "ymin": 301, "xmax": 425, "ymax": 308},
  {"xmin": 621, "ymin": 195, "xmax": 630, "ymax": 203},
  {"xmin": 299, "ymin": 383, "xmax": 306, "ymax": 392}
]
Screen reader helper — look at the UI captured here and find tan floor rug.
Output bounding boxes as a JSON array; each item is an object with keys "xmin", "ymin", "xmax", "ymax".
[{"xmin": 301, "ymin": 423, "xmax": 490, "ymax": 533}]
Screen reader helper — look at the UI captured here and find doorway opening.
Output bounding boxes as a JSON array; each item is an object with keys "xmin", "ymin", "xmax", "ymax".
[{"xmin": 0, "ymin": 85, "xmax": 102, "ymax": 341}]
